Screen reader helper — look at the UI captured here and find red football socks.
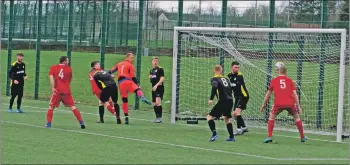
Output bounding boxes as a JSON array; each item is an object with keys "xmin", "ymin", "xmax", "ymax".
[
  {"xmin": 122, "ymin": 103, "xmax": 128, "ymax": 114},
  {"xmin": 106, "ymin": 104, "xmax": 116, "ymax": 115},
  {"xmin": 267, "ymin": 120, "xmax": 275, "ymax": 137},
  {"xmin": 136, "ymin": 90, "xmax": 144, "ymax": 97},
  {"xmin": 46, "ymin": 109, "xmax": 54, "ymax": 123},
  {"xmin": 296, "ymin": 120, "xmax": 305, "ymax": 138},
  {"xmin": 72, "ymin": 109, "xmax": 83, "ymax": 122}
]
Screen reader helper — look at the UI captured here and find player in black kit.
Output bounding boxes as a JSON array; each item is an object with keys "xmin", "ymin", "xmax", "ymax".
[
  {"xmin": 8, "ymin": 52, "xmax": 28, "ymax": 113},
  {"xmin": 90, "ymin": 61, "xmax": 122, "ymax": 124},
  {"xmin": 149, "ymin": 57, "xmax": 165, "ymax": 123},
  {"xmin": 227, "ymin": 61, "xmax": 249, "ymax": 135},
  {"xmin": 207, "ymin": 65, "xmax": 235, "ymax": 142}
]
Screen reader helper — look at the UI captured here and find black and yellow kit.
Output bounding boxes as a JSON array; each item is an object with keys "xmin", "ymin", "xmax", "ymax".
[
  {"xmin": 227, "ymin": 72, "xmax": 249, "ymax": 110},
  {"xmin": 8, "ymin": 61, "xmax": 27, "ymax": 96},
  {"xmin": 209, "ymin": 75, "xmax": 234, "ymax": 118},
  {"xmin": 149, "ymin": 66, "xmax": 165, "ymax": 102},
  {"xmin": 93, "ymin": 70, "xmax": 118, "ymax": 103}
]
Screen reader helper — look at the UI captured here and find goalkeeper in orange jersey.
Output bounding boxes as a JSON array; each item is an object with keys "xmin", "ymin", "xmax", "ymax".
[
  {"xmin": 109, "ymin": 52, "xmax": 152, "ymax": 124},
  {"xmin": 260, "ymin": 62, "xmax": 307, "ymax": 143},
  {"xmin": 88, "ymin": 65, "xmax": 117, "ymax": 123}
]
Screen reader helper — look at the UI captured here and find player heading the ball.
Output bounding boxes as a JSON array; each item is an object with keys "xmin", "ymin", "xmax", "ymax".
[
  {"xmin": 88, "ymin": 62, "xmax": 117, "ymax": 123},
  {"xmin": 91, "ymin": 61, "xmax": 122, "ymax": 124},
  {"xmin": 207, "ymin": 65, "xmax": 235, "ymax": 142},
  {"xmin": 260, "ymin": 62, "xmax": 307, "ymax": 143},
  {"xmin": 109, "ymin": 52, "xmax": 152, "ymax": 124},
  {"xmin": 46, "ymin": 56, "xmax": 86, "ymax": 129}
]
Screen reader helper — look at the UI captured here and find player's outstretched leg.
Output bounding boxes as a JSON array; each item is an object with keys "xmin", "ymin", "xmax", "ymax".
[
  {"xmin": 97, "ymin": 105, "xmax": 105, "ymax": 123},
  {"xmin": 135, "ymin": 89, "xmax": 151, "ymax": 105},
  {"xmin": 70, "ymin": 106, "xmax": 85, "ymax": 129},
  {"xmin": 46, "ymin": 107, "xmax": 54, "ymax": 128},
  {"xmin": 107, "ymin": 100, "xmax": 116, "ymax": 115},
  {"xmin": 293, "ymin": 113, "xmax": 307, "ymax": 142},
  {"xmin": 121, "ymin": 98, "xmax": 129, "ymax": 124},
  {"xmin": 206, "ymin": 115, "xmax": 218, "ymax": 142},
  {"xmin": 223, "ymin": 116, "xmax": 235, "ymax": 142}
]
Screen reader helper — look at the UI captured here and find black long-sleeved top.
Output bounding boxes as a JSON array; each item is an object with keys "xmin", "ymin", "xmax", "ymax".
[
  {"xmin": 228, "ymin": 72, "xmax": 249, "ymax": 98},
  {"xmin": 93, "ymin": 70, "xmax": 117, "ymax": 90},
  {"xmin": 8, "ymin": 61, "xmax": 27, "ymax": 86},
  {"xmin": 209, "ymin": 75, "xmax": 233, "ymax": 100}
]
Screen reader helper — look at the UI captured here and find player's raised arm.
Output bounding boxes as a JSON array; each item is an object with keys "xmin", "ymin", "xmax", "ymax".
[{"xmin": 108, "ymin": 63, "xmax": 118, "ymax": 74}]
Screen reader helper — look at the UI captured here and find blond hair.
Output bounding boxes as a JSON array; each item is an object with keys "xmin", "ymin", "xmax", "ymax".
[
  {"xmin": 279, "ymin": 66, "xmax": 287, "ymax": 74},
  {"xmin": 214, "ymin": 65, "xmax": 222, "ymax": 72}
]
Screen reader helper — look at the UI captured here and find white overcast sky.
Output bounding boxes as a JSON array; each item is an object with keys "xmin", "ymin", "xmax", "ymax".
[{"xmin": 157, "ymin": 1, "xmax": 284, "ymax": 13}]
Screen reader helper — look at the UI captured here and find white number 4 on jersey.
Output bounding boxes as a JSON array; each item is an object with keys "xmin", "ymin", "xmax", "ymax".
[{"xmin": 58, "ymin": 69, "xmax": 64, "ymax": 79}]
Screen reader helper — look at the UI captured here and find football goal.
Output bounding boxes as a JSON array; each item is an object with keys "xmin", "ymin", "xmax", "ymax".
[{"xmin": 171, "ymin": 27, "xmax": 348, "ymax": 142}]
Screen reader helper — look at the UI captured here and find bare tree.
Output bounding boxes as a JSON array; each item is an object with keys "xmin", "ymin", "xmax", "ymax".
[
  {"xmin": 206, "ymin": 2, "xmax": 218, "ymax": 16},
  {"xmin": 187, "ymin": 4, "xmax": 200, "ymax": 14}
]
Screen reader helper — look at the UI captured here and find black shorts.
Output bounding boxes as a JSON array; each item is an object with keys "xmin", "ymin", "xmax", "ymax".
[
  {"xmin": 100, "ymin": 85, "xmax": 118, "ymax": 103},
  {"xmin": 152, "ymin": 86, "xmax": 164, "ymax": 102},
  {"xmin": 234, "ymin": 97, "xmax": 249, "ymax": 110},
  {"xmin": 11, "ymin": 84, "xmax": 24, "ymax": 97},
  {"xmin": 209, "ymin": 99, "xmax": 234, "ymax": 119}
]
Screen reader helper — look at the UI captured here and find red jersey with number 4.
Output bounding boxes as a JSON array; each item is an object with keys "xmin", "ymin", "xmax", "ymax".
[
  {"xmin": 89, "ymin": 69, "xmax": 102, "ymax": 94},
  {"xmin": 269, "ymin": 75, "xmax": 296, "ymax": 106},
  {"xmin": 49, "ymin": 64, "xmax": 72, "ymax": 94}
]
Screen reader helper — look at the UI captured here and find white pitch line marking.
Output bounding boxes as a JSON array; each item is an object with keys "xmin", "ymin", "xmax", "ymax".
[
  {"xmin": 2, "ymin": 112, "xmax": 348, "ymax": 161},
  {"xmin": 2, "ymin": 120, "xmax": 277, "ymax": 160},
  {"xmin": 2, "ymin": 104, "xmax": 346, "ymax": 144}
]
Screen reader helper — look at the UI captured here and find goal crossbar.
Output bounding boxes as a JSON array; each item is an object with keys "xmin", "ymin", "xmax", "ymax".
[
  {"xmin": 174, "ymin": 27, "xmax": 346, "ymax": 34},
  {"xmin": 171, "ymin": 27, "xmax": 348, "ymax": 143}
]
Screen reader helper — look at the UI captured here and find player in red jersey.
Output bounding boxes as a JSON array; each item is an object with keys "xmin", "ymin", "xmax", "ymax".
[
  {"xmin": 45, "ymin": 56, "xmax": 85, "ymax": 129},
  {"xmin": 89, "ymin": 67, "xmax": 117, "ymax": 123},
  {"xmin": 109, "ymin": 52, "xmax": 151, "ymax": 124},
  {"xmin": 260, "ymin": 62, "xmax": 306, "ymax": 143}
]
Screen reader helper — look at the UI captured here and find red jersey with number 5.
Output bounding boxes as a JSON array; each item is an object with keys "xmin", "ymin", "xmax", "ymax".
[
  {"xmin": 49, "ymin": 64, "xmax": 72, "ymax": 94},
  {"xmin": 269, "ymin": 75, "xmax": 296, "ymax": 106}
]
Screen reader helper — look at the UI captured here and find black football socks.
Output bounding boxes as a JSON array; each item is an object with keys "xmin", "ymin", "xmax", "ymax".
[
  {"xmin": 114, "ymin": 103, "xmax": 120, "ymax": 119},
  {"xmin": 153, "ymin": 106, "xmax": 157, "ymax": 117},
  {"xmin": 236, "ymin": 115, "xmax": 246, "ymax": 128},
  {"xmin": 226, "ymin": 123, "xmax": 234, "ymax": 138},
  {"xmin": 98, "ymin": 106, "xmax": 104, "ymax": 122},
  {"xmin": 9, "ymin": 96, "xmax": 15, "ymax": 109},
  {"xmin": 208, "ymin": 120, "xmax": 217, "ymax": 136}
]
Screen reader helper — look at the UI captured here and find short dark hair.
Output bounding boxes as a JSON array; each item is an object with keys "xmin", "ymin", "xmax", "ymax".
[
  {"xmin": 90, "ymin": 61, "xmax": 99, "ymax": 68},
  {"xmin": 231, "ymin": 61, "xmax": 239, "ymax": 66},
  {"xmin": 17, "ymin": 52, "xmax": 24, "ymax": 56},
  {"xmin": 59, "ymin": 56, "xmax": 68, "ymax": 64}
]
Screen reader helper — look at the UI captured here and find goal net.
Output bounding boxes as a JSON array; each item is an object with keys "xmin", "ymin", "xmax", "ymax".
[{"xmin": 171, "ymin": 27, "xmax": 348, "ymax": 142}]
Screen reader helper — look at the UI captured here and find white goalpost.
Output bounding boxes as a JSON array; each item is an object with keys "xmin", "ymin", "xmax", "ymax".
[{"xmin": 171, "ymin": 27, "xmax": 348, "ymax": 142}]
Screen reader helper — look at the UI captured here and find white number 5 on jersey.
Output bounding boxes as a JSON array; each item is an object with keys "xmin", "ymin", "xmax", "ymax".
[
  {"xmin": 58, "ymin": 69, "xmax": 64, "ymax": 79},
  {"xmin": 280, "ymin": 79, "xmax": 286, "ymax": 89}
]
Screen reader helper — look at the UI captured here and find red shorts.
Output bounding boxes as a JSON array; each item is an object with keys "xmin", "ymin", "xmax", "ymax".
[
  {"xmin": 272, "ymin": 105, "xmax": 297, "ymax": 116},
  {"xmin": 49, "ymin": 92, "xmax": 75, "ymax": 108},
  {"xmin": 119, "ymin": 80, "xmax": 139, "ymax": 98}
]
